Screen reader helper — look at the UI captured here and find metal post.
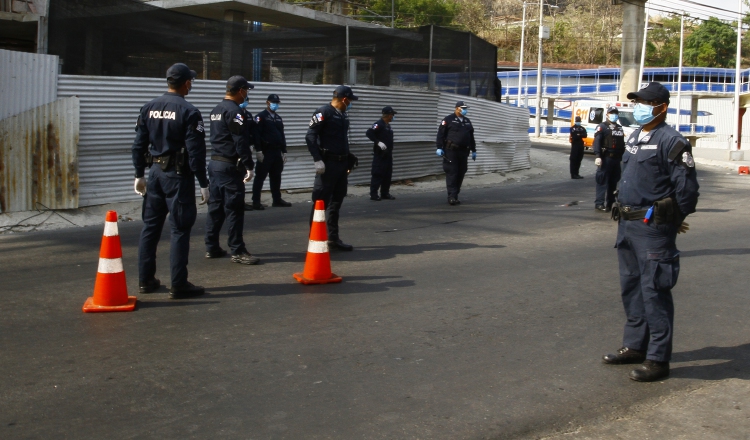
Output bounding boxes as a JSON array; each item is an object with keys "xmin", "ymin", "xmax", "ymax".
[
  {"xmin": 676, "ymin": 13, "xmax": 684, "ymax": 128},
  {"xmin": 468, "ymin": 32, "xmax": 472, "ymax": 89},
  {"xmin": 534, "ymin": 0, "xmax": 543, "ymax": 137},
  {"xmin": 428, "ymin": 25, "xmax": 434, "ymax": 90},
  {"xmin": 733, "ymin": 0, "xmax": 743, "ymax": 153},
  {"xmin": 346, "ymin": 25, "xmax": 350, "ymax": 85},
  {"xmin": 638, "ymin": 3, "xmax": 650, "ymax": 86},
  {"xmin": 391, "ymin": 0, "xmax": 395, "ymax": 28},
  {"xmin": 518, "ymin": 2, "xmax": 526, "ymax": 107}
]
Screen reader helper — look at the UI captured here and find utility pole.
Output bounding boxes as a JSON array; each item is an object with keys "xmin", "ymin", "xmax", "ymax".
[
  {"xmin": 618, "ymin": 0, "xmax": 647, "ymax": 101},
  {"xmin": 534, "ymin": 0, "xmax": 544, "ymax": 137},
  {"xmin": 517, "ymin": 1, "xmax": 527, "ymax": 107}
]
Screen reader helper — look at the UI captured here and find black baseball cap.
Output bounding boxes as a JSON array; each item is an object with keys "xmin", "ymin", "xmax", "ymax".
[
  {"xmin": 627, "ymin": 82, "xmax": 670, "ymax": 104},
  {"xmin": 226, "ymin": 75, "xmax": 253, "ymax": 91},
  {"xmin": 166, "ymin": 63, "xmax": 197, "ymax": 83},
  {"xmin": 333, "ymin": 85, "xmax": 358, "ymax": 100},
  {"xmin": 574, "ymin": 116, "xmax": 581, "ymax": 122},
  {"xmin": 455, "ymin": 101, "xmax": 468, "ymax": 108},
  {"xmin": 382, "ymin": 106, "xmax": 397, "ymax": 115},
  {"xmin": 607, "ymin": 106, "xmax": 619, "ymax": 114},
  {"xmin": 267, "ymin": 94, "xmax": 280, "ymax": 103}
]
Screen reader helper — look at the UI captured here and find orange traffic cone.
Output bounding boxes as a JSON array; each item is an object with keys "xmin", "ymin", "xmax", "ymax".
[
  {"xmin": 82, "ymin": 211, "xmax": 137, "ymax": 312},
  {"xmin": 293, "ymin": 200, "xmax": 343, "ymax": 285}
]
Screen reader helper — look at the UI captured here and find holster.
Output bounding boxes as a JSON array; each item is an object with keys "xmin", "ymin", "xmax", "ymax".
[
  {"xmin": 653, "ymin": 197, "xmax": 677, "ymax": 225},
  {"xmin": 175, "ymin": 148, "xmax": 189, "ymax": 176},
  {"xmin": 145, "ymin": 152, "xmax": 153, "ymax": 167},
  {"xmin": 611, "ymin": 202, "xmax": 621, "ymax": 222},
  {"xmin": 347, "ymin": 153, "xmax": 359, "ymax": 173}
]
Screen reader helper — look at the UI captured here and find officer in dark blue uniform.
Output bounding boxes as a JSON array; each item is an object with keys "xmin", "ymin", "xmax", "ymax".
[
  {"xmin": 204, "ymin": 75, "xmax": 260, "ymax": 266},
  {"xmin": 435, "ymin": 101, "xmax": 477, "ymax": 205},
  {"xmin": 305, "ymin": 85, "xmax": 358, "ymax": 251},
  {"xmin": 252, "ymin": 94, "xmax": 291, "ymax": 209},
  {"xmin": 593, "ymin": 106, "xmax": 625, "ymax": 211},
  {"xmin": 569, "ymin": 116, "xmax": 587, "ymax": 179},
  {"xmin": 132, "ymin": 63, "xmax": 208, "ymax": 299},
  {"xmin": 366, "ymin": 106, "xmax": 397, "ymax": 201},
  {"xmin": 602, "ymin": 82, "xmax": 699, "ymax": 382}
]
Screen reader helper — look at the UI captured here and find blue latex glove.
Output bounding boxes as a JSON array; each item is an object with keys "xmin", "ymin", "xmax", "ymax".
[
  {"xmin": 471, "ymin": 152, "xmax": 477, "ymax": 161},
  {"xmin": 436, "ymin": 148, "xmax": 444, "ymax": 157}
]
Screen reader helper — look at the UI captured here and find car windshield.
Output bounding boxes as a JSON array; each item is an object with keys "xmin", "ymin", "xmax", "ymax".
[{"xmin": 618, "ymin": 111, "xmax": 639, "ymax": 128}]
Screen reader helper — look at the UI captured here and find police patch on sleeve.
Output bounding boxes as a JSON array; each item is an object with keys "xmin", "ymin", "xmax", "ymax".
[
  {"xmin": 682, "ymin": 151, "xmax": 695, "ymax": 168},
  {"xmin": 195, "ymin": 121, "xmax": 204, "ymax": 132},
  {"xmin": 441, "ymin": 120, "xmax": 446, "ymax": 126},
  {"xmin": 255, "ymin": 116, "xmax": 261, "ymax": 123},
  {"xmin": 596, "ymin": 126, "xmax": 602, "ymax": 132},
  {"xmin": 372, "ymin": 123, "xmax": 379, "ymax": 129}
]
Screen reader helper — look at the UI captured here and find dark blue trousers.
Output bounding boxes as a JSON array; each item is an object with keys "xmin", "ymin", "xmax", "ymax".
[
  {"xmin": 370, "ymin": 153, "xmax": 393, "ymax": 197},
  {"xmin": 252, "ymin": 149, "xmax": 284, "ymax": 204},
  {"xmin": 616, "ymin": 219, "xmax": 680, "ymax": 362},
  {"xmin": 138, "ymin": 165, "xmax": 197, "ymax": 286},
  {"xmin": 205, "ymin": 161, "xmax": 247, "ymax": 255},
  {"xmin": 311, "ymin": 159, "xmax": 348, "ymax": 240},
  {"xmin": 595, "ymin": 157, "xmax": 621, "ymax": 207},
  {"xmin": 443, "ymin": 148, "xmax": 469, "ymax": 199},
  {"xmin": 569, "ymin": 143, "xmax": 584, "ymax": 177}
]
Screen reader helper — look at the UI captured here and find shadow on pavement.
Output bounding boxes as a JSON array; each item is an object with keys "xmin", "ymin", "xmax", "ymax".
[
  {"xmin": 671, "ymin": 343, "xmax": 750, "ymax": 380},
  {"xmin": 680, "ymin": 248, "xmax": 750, "ymax": 258},
  {"xmin": 207, "ymin": 275, "xmax": 414, "ymax": 297},
  {"xmin": 136, "ymin": 299, "xmax": 221, "ymax": 309}
]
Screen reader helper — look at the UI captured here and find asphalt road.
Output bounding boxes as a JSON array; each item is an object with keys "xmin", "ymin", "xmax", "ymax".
[{"xmin": 2, "ymin": 145, "xmax": 749, "ymax": 439}]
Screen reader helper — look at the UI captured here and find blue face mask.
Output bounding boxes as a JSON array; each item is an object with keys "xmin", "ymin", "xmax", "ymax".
[
  {"xmin": 346, "ymin": 102, "xmax": 352, "ymax": 111},
  {"xmin": 460, "ymin": 108, "xmax": 468, "ymax": 116},
  {"xmin": 608, "ymin": 114, "xmax": 619, "ymax": 123},
  {"xmin": 574, "ymin": 122, "xmax": 581, "ymax": 126},
  {"xmin": 239, "ymin": 91, "xmax": 249, "ymax": 110},
  {"xmin": 269, "ymin": 103, "xmax": 279, "ymax": 111},
  {"xmin": 633, "ymin": 103, "xmax": 656, "ymax": 125}
]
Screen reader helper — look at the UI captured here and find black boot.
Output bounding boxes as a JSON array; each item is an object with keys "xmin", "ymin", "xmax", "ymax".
[
  {"xmin": 328, "ymin": 237, "xmax": 353, "ymax": 251},
  {"xmin": 629, "ymin": 360, "xmax": 670, "ymax": 382},
  {"xmin": 602, "ymin": 347, "xmax": 646, "ymax": 365}
]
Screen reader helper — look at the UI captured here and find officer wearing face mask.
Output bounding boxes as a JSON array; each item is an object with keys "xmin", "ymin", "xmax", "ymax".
[
  {"xmin": 204, "ymin": 76, "xmax": 260, "ymax": 266},
  {"xmin": 593, "ymin": 107, "xmax": 625, "ymax": 211},
  {"xmin": 366, "ymin": 106, "xmax": 397, "ymax": 201},
  {"xmin": 435, "ymin": 101, "xmax": 477, "ymax": 205},
  {"xmin": 569, "ymin": 116, "xmax": 587, "ymax": 179},
  {"xmin": 251, "ymin": 94, "xmax": 291, "ymax": 210},
  {"xmin": 602, "ymin": 82, "xmax": 699, "ymax": 382},
  {"xmin": 132, "ymin": 63, "xmax": 208, "ymax": 298},
  {"xmin": 305, "ymin": 85, "xmax": 359, "ymax": 251}
]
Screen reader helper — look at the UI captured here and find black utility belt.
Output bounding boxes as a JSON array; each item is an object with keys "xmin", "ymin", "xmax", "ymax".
[
  {"xmin": 606, "ymin": 152, "xmax": 621, "ymax": 159},
  {"xmin": 322, "ymin": 151, "xmax": 348, "ymax": 162},
  {"xmin": 445, "ymin": 142, "xmax": 469, "ymax": 150},
  {"xmin": 211, "ymin": 155, "xmax": 239, "ymax": 164},
  {"xmin": 261, "ymin": 141, "xmax": 282, "ymax": 150},
  {"xmin": 619, "ymin": 207, "xmax": 649, "ymax": 221},
  {"xmin": 152, "ymin": 153, "xmax": 175, "ymax": 165}
]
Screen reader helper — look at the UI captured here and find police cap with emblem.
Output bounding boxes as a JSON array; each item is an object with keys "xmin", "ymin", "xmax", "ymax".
[
  {"xmin": 226, "ymin": 75, "xmax": 254, "ymax": 92},
  {"xmin": 627, "ymin": 82, "xmax": 670, "ymax": 104},
  {"xmin": 382, "ymin": 106, "xmax": 397, "ymax": 115},
  {"xmin": 333, "ymin": 85, "xmax": 359, "ymax": 100},
  {"xmin": 607, "ymin": 106, "xmax": 619, "ymax": 114},
  {"xmin": 166, "ymin": 63, "xmax": 197, "ymax": 84},
  {"xmin": 574, "ymin": 116, "xmax": 581, "ymax": 122},
  {"xmin": 267, "ymin": 94, "xmax": 280, "ymax": 103},
  {"xmin": 455, "ymin": 101, "xmax": 469, "ymax": 108}
]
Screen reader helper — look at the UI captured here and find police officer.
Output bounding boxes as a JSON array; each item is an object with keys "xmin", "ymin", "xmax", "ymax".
[
  {"xmin": 367, "ymin": 106, "xmax": 397, "ymax": 201},
  {"xmin": 132, "ymin": 63, "xmax": 208, "ymax": 298},
  {"xmin": 602, "ymin": 82, "xmax": 699, "ymax": 382},
  {"xmin": 252, "ymin": 94, "xmax": 291, "ymax": 209},
  {"xmin": 436, "ymin": 101, "xmax": 477, "ymax": 205},
  {"xmin": 305, "ymin": 85, "xmax": 358, "ymax": 251},
  {"xmin": 593, "ymin": 107, "xmax": 625, "ymax": 211},
  {"xmin": 204, "ymin": 75, "xmax": 260, "ymax": 266},
  {"xmin": 569, "ymin": 116, "xmax": 587, "ymax": 179}
]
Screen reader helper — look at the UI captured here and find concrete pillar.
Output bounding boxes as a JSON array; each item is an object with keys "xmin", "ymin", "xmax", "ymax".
[
  {"xmin": 84, "ymin": 26, "xmax": 102, "ymax": 75},
  {"xmin": 323, "ymin": 46, "xmax": 345, "ymax": 85},
  {"xmin": 546, "ymin": 97, "xmax": 555, "ymax": 130},
  {"xmin": 686, "ymin": 96, "xmax": 700, "ymax": 146},
  {"xmin": 373, "ymin": 40, "xmax": 392, "ymax": 87},
  {"xmin": 222, "ymin": 10, "xmax": 245, "ymax": 79},
  {"xmin": 618, "ymin": 0, "xmax": 646, "ymax": 101}
]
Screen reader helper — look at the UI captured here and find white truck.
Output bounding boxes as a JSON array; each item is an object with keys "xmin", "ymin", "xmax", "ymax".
[{"xmin": 570, "ymin": 100, "xmax": 639, "ymax": 149}]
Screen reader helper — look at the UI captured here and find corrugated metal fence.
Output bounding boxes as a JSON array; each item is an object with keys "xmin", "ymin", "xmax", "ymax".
[
  {"xmin": 0, "ymin": 97, "xmax": 79, "ymax": 213},
  {"xmin": 57, "ymin": 75, "xmax": 530, "ymax": 206},
  {"xmin": 0, "ymin": 49, "xmax": 59, "ymax": 120}
]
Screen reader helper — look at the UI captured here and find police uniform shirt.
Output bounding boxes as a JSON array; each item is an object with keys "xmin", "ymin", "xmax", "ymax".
[
  {"xmin": 255, "ymin": 109, "xmax": 287, "ymax": 153},
  {"xmin": 436, "ymin": 114, "xmax": 476, "ymax": 151},
  {"xmin": 618, "ymin": 122, "xmax": 700, "ymax": 216},
  {"xmin": 570, "ymin": 125, "xmax": 587, "ymax": 144},
  {"xmin": 366, "ymin": 118, "xmax": 394, "ymax": 155},
  {"xmin": 209, "ymin": 99, "xmax": 254, "ymax": 171},
  {"xmin": 593, "ymin": 121, "xmax": 625, "ymax": 159},
  {"xmin": 132, "ymin": 92, "xmax": 208, "ymax": 188},
  {"xmin": 305, "ymin": 104, "xmax": 350, "ymax": 161}
]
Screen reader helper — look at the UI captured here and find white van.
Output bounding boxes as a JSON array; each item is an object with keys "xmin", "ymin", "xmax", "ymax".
[{"xmin": 571, "ymin": 100, "xmax": 639, "ymax": 149}]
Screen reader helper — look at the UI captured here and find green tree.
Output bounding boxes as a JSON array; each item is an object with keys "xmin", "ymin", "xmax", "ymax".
[
  {"xmin": 362, "ymin": 0, "xmax": 458, "ymax": 27},
  {"xmin": 684, "ymin": 16, "xmax": 737, "ymax": 67},
  {"xmin": 645, "ymin": 15, "xmax": 687, "ymax": 67}
]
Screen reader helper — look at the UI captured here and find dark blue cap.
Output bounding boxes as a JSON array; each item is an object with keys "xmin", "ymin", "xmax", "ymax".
[
  {"xmin": 166, "ymin": 63, "xmax": 197, "ymax": 83},
  {"xmin": 226, "ymin": 75, "xmax": 253, "ymax": 91},
  {"xmin": 267, "ymin": 94, "xmax": 280, "ymax": 103},
  {"xmin": 333, "ymin": 85, "xmax": 358, "ymax": 100},
  {"xmin": 382, "ymin": 106, "xmax": 397, "ymax": 114},
  {"xmin": 455, "ymin": 101, "xmax": 468, "ymax": 108},
  {"xmin": 607, "ymin": 106, "xmax": 619, "ymax": 114},
  {"xmin": 627, "ymin": 82, "xmax": 670, "ymax": 104}
]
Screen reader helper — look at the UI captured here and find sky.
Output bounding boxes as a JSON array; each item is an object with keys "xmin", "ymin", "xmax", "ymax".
[{"xmin": 649, "ymin": 0, "xmax": 745, "ymax": 21}]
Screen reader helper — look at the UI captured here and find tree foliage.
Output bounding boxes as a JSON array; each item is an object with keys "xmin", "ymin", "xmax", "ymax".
[{"xmin": 683, "ymin": 17, "xmax": 737, "ymax": 67}]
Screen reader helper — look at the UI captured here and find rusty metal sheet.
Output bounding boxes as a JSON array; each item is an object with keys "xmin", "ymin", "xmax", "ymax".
[{"xmin": 0, "ymin": 96, "xmax": 79, "ymax": 213}]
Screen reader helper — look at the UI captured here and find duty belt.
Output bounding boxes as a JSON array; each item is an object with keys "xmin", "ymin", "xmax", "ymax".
[
  {"xmin": 323, "ymin": 151, "xmax": 348, "ymax": 162},
  {"xmin": 619, "ymin": 206, "xmax": 649, "ymax": 221},
  {"xmin": 445, "ymin": 141, "xmax": 468, "ymax": 150},
  {"xmin": 211, "ymin": 155, "xmax": 238, "ymax": 164},
  {"xmin": 152, "ymin": 153, "xmax": 176, "ymax": 167},
  {"xmin": 261, "ymin": 140, "xmax": 282, "ymax": 150}
]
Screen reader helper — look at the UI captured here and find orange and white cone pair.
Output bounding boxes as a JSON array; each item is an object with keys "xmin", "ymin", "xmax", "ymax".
[
  {"xmin": 82, "ymin": 211, "xmax": 137, "ymax": 312},
  {"xmin": 293, "ymin": 200, "xmax": 342, "ymax": 285}
]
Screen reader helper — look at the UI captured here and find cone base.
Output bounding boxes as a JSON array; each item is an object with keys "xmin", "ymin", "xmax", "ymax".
[
  {"xmin": 82, "ymin": 296, "xmax": 137, "ymax": 313},
  {"xmin": 293, "ymin": 272, "xmax": 342, "ymax": 285}
]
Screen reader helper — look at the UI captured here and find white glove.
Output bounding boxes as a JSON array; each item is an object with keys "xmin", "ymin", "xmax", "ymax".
[
  {"xmin": 256, "ymin": 151, "xmax": 264, "ymax": 163},
  {"xmin": 199, "ymin": 187, "xmax": 210, "ymax": 205},
  {"xmin": 378, "ymin": 141, "xmax": 387, "ymax": 151},
  {"xmin": 595, "ymin": 158, "xmax": 602, "ymax": 167},
  {"xmin": 314, "ymin": 160, "xmax": 326, "ymax": 175},
  {"xmin": 243, "ymin": 169, "xmax": 254, "ymax": 183},
  {"xmin": 134, "ymin": 177, "xmax": 147, "ymax": 196},
  {"xmin": 282, "ymin": 153, "xmax": 287, "ymax": 164}
]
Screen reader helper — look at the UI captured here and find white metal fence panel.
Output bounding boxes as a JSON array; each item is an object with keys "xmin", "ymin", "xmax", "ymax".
[{"xmin": 0, "ymin": 49, "xmax": 59, "ymax": 120}]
